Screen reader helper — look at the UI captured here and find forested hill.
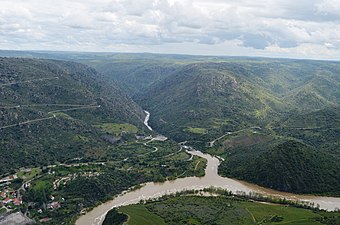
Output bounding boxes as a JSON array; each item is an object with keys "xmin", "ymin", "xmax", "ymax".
[
  {"xmin": 84, "ymin": 55, "xmax": 339, "ymax": 195},
  {"xmin": 135, "ymin": 61, "xmax": 339, "ymax": 141},
  {"xmin": 73, "ymin": 55, "xmax": 339, "ymax": 141},
  {"xmin": 0, "ymin": 53, "xmax": 339, "ymax": 195},
  {"xmin": 0, "ymin": 58, "xmax": 145, "ymax": 174},
  {"xmin": 219, "ymin": 139, "xmax": 340, "ymax": 195}
]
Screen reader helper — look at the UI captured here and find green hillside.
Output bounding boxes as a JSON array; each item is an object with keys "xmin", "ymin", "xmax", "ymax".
[
  {"xmin": 0, "ymin": 58, "xmax": 145, "ymax": 174},
  {"xmin": 201, "ymin": 105, "xmax": 340, "ymax": 195},
  {"xmin": 87, "ymin": 59, "xmax": 181, "ymax": 96},
  {"xmin": 275, "ymin": 107, "xmax": 340, "ymax": 154},
  {"xmin": 81, "ymin": 54, "xmax": 340, "ymax": 195},
  {"xmin": 218, "ymin": 139, "xmax": 340, "ymax": 195},
  {"xmin": 0, "ymin": 53, "xmax": 339, "ymax": 196},
  {"xmin": 116, "ymin": 196, "xmax": 340, "ymax": 225},
  {"xmin": 132, "ymin": 61, "xmax": 316, "ymax": 141},
  {"xmin": 86, "ymin": 57, "xmax": 339, "ymax": 143}
]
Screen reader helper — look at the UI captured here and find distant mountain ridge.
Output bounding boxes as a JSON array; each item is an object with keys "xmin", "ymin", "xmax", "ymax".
[
  {"xmin": 125, "ymin": 61, "xmax": 339, "ymax": 141},
  {"xmin": 84, "ymin": 55, "xmax": 340, "ymax": 195},
  {"xmin": 0, "ymin": 52, "xmax": 339, "ymax": 195}
]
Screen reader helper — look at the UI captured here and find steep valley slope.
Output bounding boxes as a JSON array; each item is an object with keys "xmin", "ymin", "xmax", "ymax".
[
  {"xmin": 87, "ymin": 55, "xmax": 340, "ymax": 195},
  {"xmin": 0, "ymin": 52, "xmax": 339, "ymax": 195},
  {"xmin": 0, "ymin": 57, "xmax": 146, "ymax": 174}
]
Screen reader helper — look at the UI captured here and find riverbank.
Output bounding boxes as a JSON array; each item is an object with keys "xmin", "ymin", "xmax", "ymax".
[
  {"xmin": 76, "ymin": 110, "xmax": 340, "ymax": 225},
  {"xmin": 76, "ymin": 149, "xmax": 340, "ymax": 225},
  {"xmin": 117, "ymin": 192, "xmax": 340, "ymax": 225}
]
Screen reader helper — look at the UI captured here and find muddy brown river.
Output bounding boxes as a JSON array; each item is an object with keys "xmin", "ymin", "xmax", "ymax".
[
  {"xmin": 76, "ymin": 150, "xmax": 340, "ymax": 225},
  {"xmin": 76, "ymin": 111, "xmax": 340, "ymax": 225}
]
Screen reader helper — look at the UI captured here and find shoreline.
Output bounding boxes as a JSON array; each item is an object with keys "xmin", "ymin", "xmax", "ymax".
[{"xmin": 76, "ymin": 150, "xmax": 340, "ymax": 225}]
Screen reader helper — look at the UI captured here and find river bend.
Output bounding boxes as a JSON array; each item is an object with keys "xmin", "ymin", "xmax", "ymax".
[{"xmin": 76, "ymin": 111, "xmax": 340, "ymax": 225}]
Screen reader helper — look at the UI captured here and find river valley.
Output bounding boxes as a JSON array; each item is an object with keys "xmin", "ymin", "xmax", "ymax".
[{"xmin": 76, "ymin": 111, "xmax": 340, "ymax": 225}]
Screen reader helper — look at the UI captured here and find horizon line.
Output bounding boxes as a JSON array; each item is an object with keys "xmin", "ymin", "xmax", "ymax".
[{"xmin": 0, "ymin": 49, "xmax": 339, "ymax": 63}]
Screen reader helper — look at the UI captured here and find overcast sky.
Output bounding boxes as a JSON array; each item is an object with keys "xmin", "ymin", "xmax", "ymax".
[{"xmin": 1, "ymin": 0, "xmax": 340, "ymax": 59}]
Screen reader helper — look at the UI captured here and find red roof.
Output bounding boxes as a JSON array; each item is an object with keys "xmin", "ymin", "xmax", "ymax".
[
  {"xmin": 13, "ymin": 198, "xmax": 22, "ymax": 205},
  {"xmin": 39, "ymin": 218, "xmax": 52, "ymax": 222},
  {"xmin": 3, "ymin": 198, "xmax": 12, "ymax": 204}
]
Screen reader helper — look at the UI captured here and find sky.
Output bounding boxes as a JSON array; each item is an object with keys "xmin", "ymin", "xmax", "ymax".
[{"xmin": 1, "ymin": 0, "xmax": 340, "ymax": 60}]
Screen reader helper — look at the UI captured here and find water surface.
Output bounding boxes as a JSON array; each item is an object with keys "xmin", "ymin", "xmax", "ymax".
[{"xmin": 76, "ymin": 150, "xmax": 340, "ymax": 225}]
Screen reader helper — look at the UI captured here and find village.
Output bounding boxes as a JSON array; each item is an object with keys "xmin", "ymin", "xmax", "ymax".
[
  {"xmin": 0, "ymin": 174, "xmax": 22, "ymax": 210},
  {"xmin": 0, "ymin": 187, "xmax": 22, "ymax": 209},
  {"xmin": 0, "ymin": 162, "xmax": 104, "ymax": 224}
]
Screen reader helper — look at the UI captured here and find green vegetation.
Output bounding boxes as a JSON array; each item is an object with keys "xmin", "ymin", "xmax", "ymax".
[
  {"xmin": 274, "ymin": 107, "xmax": 340, "ymax": 156},
  {"xmin": 184, "ymin": 127, "xmax": 208, "ymax": 135},
  {"xmin": 0, "ymin": 207, "xmax": 7, "ymax": 214},
  {"xmin": 53, "ymin": 112, "xmax": 73, "ymax": 120},
  {"xmin": 0, "ymin": 57, "xmax": 145, "ymax": 174},
  {"xmin": 119, "ymin": 204, "xmax": 166, "ymax": 225},
  {"xmin": 8, "ymin": 178, "xmax": 24, "ymax": 190},
  {"xmin": 95, "ymin": 123, "xmax": 139, "ymax": 136},
  {"xmin": 209, "ymin": 130, "xmax": 340, "ymax": 195},
  {"xmin": 211, "ymin": 118, "xmax": 230, "ymax": 128},
  {"xmin": 17, "ymin": 168, "xmax": 42, "ymax": 182},
  {"xmin": 18, "ymin": 139, "xmax": 205, "ymax": 224},
  {"xmin": 245, "ymin": 202, "xmax": 319, "ymax": 224},
  {"xmin": 0, "ymin": 53, "xmax": 339, "ymax": 223},
  {"xmin": 98, "ymin": 58, "xmax": 339, "ymax": 143},
  {"xmin": 85, "ymin": 55, "xmax": 339, "ymax": 144},
  {"xmin": 82, "ymin": 54, "xmax": 339, "ymax": 195},
  {"xmin": 118, "ymin": 195, "xmax": 340, "ymax": 225},
  {"xmin": 102, "ymin": 208, "xmax": 128, "ymax": 225}
]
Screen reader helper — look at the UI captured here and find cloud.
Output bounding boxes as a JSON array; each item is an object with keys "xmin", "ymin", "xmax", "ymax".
[
  {"xmin": 316, "ymin": 0, "xmax": 340, "ymax": 17},
  {"xmin": 0, "ymin": 0, "xmax": 339, "ymax": 59}
]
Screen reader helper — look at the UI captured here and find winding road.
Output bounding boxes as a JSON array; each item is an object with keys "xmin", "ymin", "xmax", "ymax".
[
  {"xmin": 208, "ymin": 126, "xmax": 261, "ymax": 147},
  {"xmin": 76, "ymin": 149, "xmax": 340, "ymax": 225},
  {"xmin": 0, "ymin": 75, "xmax": 101, "ymax": 130},
  {"xmin": 0, "ymin": 77, "xmax": 59, "ymax": 87},
  {"xmin": 0, "ymin": 104, "xmax": 100, "ymax": 130},
  {"xmin": 76, "ymin": 111, "xmax": 340, "ymax": 225}
]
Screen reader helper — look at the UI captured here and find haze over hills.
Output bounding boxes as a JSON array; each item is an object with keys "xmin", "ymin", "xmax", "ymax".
[
  {"xmin": 2, "ymin": 0, "xmax": 340, "ymax": 223},
  {"xmin": 1, "ymin": 52, "xmax": 339, "ymax": 194},
  {"xmin": 85, "ymin": 55, "xmax": 340, "ymax": 139},
  {"xmin": 80, "ymin": 54, "xmax": 340, "ymax": 195},
  {"xmin": 0, "ymin": 56, "xmax": 213, "ymax": 225}
]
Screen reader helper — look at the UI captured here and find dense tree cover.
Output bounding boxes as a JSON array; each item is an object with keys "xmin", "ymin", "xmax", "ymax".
[
  {"xmin": 102, "ymin": 208, "xmax": 127, "ymax": 225},
  {"xmin": 0, "ymin": 52, "xmax": 339, "ymax": 220},
  {"xmin": 275, "ymin": 107, "xmax": 340, "ymax": 154},
  {"xmin": 22, "ymin": 168, "xmax": 146, "ymax": 224},
  {"xmin": 85, "ymin": 54, "xmax": 339, "ymax": 195},
  {"xmin": 0, "ymin": 58, "xmax": 146, "ymax": 174},
  {"xmin": 87, "ymin": 56, "xmax": 340, "ymax": 142},
  {"xmin": 88, "ymin": 60, "xmax": 181, "ymax": 96},
  {"xmin": 19, "ymin": 139, "xmax": 205, "ymax": 224},
  {"xmin": 219, "ymin": 139, "xmax": 340, "ymax": 195},
  {"xmin": 62, "ymin": 170, "xmax": 146, "ymax": 207}
]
